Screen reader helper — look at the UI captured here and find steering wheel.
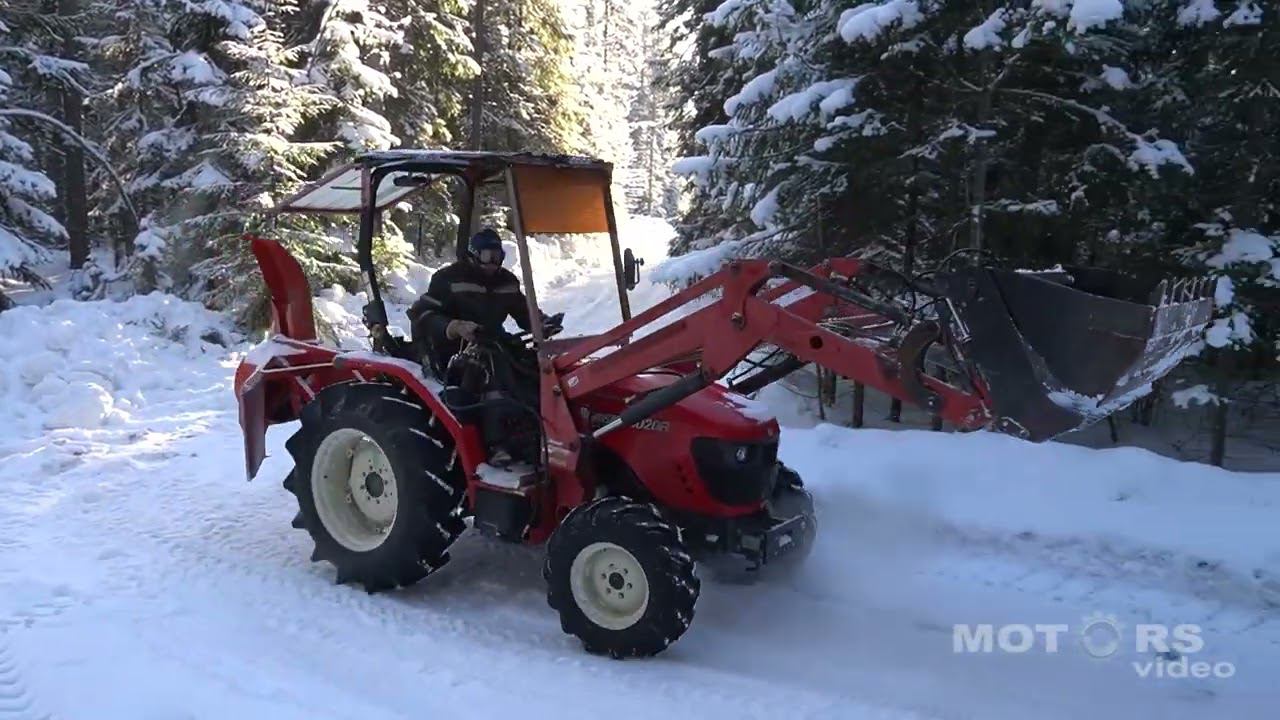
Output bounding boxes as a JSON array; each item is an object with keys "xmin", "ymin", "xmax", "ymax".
[
  {"xmin": 480, "ymin": 312, "xmax": 565, "ymax": 354},
  {"xmin": 542, "ymin": 311, "xmax": 565, "ymax": 337}
]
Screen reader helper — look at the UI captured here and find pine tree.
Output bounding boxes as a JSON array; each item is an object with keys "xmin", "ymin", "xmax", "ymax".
[
  {"xmin": 668, "ymin": 0, "xmax": 1198, "ymax": 272},
  {"xmin": 93, "ymin": 0, "xmax": 187, "ymax": 292},
  {"xmin": 656, "ymin": 0, "xmax": 750, "ymax": 251},
  {"xmin": 95, "ymin": 0, "xmax": 336, "ymax": 322},
  {"xmin": 626, "ymin": 5, "xmax": 682, "ymax": 217},
  {"xmin": 386, "ymin": 0, "xmax": 478, "ymax": 149},
  {"xmin": 383, "ymin": 0, "xmax": 479, "ymax": 259},
  {"xmin": 0, "ymin": 7, "xmax": 76, "ymax": 309},
  {"xmin": 471, "ymin": 0, "xmax": 587, "ymax": 153},
  {"xmin": 301, "ymin": 0, "xmax": 406, "ymax": 152},
  {"xmin": 187, "ymin": 1, "xmax": 344, "ymax": 323},
  {"xmin": 1159, "ymin": 0, "xmax": 1279, "ymax": 463},
  {"xmin": 567, "ymin": 0, "xmax": 643, "ymax": 173}
]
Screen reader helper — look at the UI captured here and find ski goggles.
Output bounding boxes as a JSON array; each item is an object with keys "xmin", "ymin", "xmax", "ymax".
[{"xmin": 474, "ymin": 247, "xmax": 505, "ymax": 265}]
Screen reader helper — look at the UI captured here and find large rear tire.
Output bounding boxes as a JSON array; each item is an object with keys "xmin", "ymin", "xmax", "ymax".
[
  {"xmin": 284, "ymin": 382, "xmax": 465, "ymax": 592},
  {"xmin": 544, "ymin": 497, "xmax": 700, "ymax": 658}
]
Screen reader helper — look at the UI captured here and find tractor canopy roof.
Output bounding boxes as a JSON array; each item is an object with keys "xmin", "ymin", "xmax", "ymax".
[{"xmin": 273, "ymin": 150, "xmax": 615, "ymax": 235}]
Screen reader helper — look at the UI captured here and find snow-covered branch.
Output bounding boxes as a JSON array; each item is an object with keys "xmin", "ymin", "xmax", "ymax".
[{"xmin": 0, "ymin": 108, "xmax": 139, "ymax": 223}]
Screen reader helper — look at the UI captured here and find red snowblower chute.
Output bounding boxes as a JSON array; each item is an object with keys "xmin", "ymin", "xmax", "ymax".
[{"xmin": 234, "ymin": 150, "xmax": 1213, "ymax": 659}]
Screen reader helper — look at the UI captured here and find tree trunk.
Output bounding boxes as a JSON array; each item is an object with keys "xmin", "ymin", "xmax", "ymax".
[
  {"xmin": 61, "ymin": 83, "xmax": 89, "ymax": 269},
  {"xmin": 900, "ymin": 76, "xmax": 923, "ymax": 431},
  {"xmin": 1209, "ymin": 352, "xmax": 1235, "ymax": 467},
  {"xmin": 1209, "ymin": 401, "xmax": 1229, "ymax": 467},
  {"xmin": 603, "ymin": 0, "xmax": 611, "ymax": 68},
  {"xmin": 816, "ymin": 366, "xmax": 826, "ymax": 421},
  {"xmin": 969, "ymin": 1, "xmax": 995, "ymax": 252},
  {"xmin": 467, "ymin": 0, "xmax": 488, "ymax": 150},
  {"xmin": 57, "ymin": 0, "xmax": 89, "ymax": 269}
]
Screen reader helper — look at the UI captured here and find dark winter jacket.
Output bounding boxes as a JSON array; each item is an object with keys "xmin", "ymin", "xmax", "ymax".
[{"xmin": 407, "ymin": 260, "xmax": 534, "ymax": 372}]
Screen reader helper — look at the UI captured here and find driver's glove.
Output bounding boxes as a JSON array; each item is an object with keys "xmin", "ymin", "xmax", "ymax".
[{"xmin": 446, "ymin": 319, "xmax": 481, "ymax": 342}]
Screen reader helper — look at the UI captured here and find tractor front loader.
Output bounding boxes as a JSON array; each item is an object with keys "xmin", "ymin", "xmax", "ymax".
[{"xmin": 235, "ymin": 150, "xmax": 1213, "ymax": 659}]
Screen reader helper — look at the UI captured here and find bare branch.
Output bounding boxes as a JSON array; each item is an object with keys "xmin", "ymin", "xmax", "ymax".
[{"xmin": 996, "ymin": 86, "xmax": 1139, "ymax": 141}]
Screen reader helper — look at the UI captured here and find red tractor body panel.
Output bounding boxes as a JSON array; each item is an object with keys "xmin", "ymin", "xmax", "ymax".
[{"xmin": 582, "ymin": 372, "xmax": 781, "ymax": 518}]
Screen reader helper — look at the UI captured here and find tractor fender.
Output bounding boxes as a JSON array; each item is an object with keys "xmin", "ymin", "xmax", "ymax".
[
  {"xmin": 332, "ymin": 351, "xmax": 487, "ymax": 477},
  {"xmin": 236, "ymin": 337, "xmax": 353, "ymax": 480}
]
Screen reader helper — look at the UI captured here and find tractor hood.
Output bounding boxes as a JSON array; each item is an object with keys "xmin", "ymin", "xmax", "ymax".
[{"xmin": 582, "ymin": 371, "xmax": 780, "ymax": 443}]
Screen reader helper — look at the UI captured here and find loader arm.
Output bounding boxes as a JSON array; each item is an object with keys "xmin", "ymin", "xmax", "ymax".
[
  {"xmin": 554, "ymin": 258, "xmax": 986, "ymax": 428},
  {"xmin": 535, "ymin": 258, "xmax": 993, "ymax": 515}
]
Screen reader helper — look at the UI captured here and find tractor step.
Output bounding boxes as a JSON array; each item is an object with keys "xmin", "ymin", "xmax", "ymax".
[{"xmin": 473, "ymin": 462, "xmax": 541, "ymax": 542}]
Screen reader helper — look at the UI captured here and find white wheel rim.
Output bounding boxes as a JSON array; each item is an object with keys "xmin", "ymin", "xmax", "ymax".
[
  {"xmin": 311, "ymin": 428, "xmax": 398, "ymax": 552},
  {"xmin": 569, "ymin": 542, "xmax": 650, "ymax": 631}
]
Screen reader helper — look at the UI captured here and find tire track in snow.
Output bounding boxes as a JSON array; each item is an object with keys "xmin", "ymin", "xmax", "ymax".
[{"xmin": 0, "ymin": 631, "xmax": 49, "ymax": 720}]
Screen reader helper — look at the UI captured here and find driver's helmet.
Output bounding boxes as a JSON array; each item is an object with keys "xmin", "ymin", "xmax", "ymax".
[{"xmin": 467, "ymin": 228, "xmax": 505, "ymax": 267}]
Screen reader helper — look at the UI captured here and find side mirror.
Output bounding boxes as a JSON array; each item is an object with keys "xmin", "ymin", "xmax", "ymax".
[{"xmin": 623, "ymin": 248, "xmax": 645, "ymax": 291}]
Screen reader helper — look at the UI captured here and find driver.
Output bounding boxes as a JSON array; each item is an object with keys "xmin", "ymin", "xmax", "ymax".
[{"xmin": 408, "ymin": 228, "xmax": 538, "ymax": 376}]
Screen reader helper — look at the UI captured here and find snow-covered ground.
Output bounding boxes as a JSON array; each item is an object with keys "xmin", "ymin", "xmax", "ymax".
[{"xmin": 1, "ymin": 216, "xmax": 1277, "ymax": 719}]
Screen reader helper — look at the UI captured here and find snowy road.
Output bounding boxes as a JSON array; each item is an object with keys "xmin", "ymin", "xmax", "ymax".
[{"xmin": 1, "ymin": 217, "xmax": 1277, "ymax": 719}]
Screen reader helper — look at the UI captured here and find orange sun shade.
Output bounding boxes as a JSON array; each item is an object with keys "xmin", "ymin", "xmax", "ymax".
[{"xmin": 512, "ymin": 165, "xmax": 612, "ymax": 234}]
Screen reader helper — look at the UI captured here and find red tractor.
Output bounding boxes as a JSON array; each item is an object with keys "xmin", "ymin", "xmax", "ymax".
[{"xmin": 235, "ymin": 150, "xmax": 1212, "ymax": 658}]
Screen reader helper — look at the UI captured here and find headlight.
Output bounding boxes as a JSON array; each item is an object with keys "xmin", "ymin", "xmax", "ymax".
[{"xmin": 734, "ymin": 445, "xmax": 750, "ymax": 463}]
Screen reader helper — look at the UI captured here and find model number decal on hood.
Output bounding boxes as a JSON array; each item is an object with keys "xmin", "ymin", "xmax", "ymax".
[{"xmin": 587, "ymin": 412, "xmax": 670, "ymax": 432}]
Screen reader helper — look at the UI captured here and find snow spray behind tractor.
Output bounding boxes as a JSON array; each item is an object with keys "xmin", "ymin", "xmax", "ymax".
[{"xmin": 234, "ymin": 150, "xmax": 1213, "ymax": 658}]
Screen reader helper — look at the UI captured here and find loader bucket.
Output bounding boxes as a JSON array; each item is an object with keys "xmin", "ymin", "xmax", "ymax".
[{"xmin": 940, "ymin": 266, "xmax": 1213, "ymax": 441}]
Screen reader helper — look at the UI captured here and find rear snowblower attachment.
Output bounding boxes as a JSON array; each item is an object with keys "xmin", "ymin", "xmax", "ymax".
[{"xmin": 938, "ymin": 267, "xmax": 1214, "ymax": 441}]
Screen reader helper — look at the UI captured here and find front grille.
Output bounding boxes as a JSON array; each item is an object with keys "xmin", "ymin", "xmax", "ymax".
[{"xmin": 690, "ymin": 437, "xmax": 779, "ymax": 506}]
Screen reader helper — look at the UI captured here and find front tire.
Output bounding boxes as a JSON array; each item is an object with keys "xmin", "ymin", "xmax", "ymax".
[
  {"xmin": 284, "ymin": 382, "xmax": 465, "ymax": 592},
  {"xmin": 544, "ymin": 498, "xmax": 700, "ymax": 658}
]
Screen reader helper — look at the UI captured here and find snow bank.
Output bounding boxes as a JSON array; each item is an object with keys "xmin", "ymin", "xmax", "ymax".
[
  {"xmin": 0, "ymin": 293, "xmax": 233, "ymax": 434},
  {"xmin": 784, "ymin": 423, "xmax": 1280, "ymax": 599}
]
